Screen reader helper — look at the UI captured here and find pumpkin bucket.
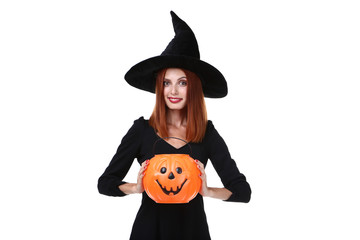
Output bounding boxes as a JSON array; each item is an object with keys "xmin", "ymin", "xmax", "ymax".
[{"xmin": 143, "ymin": 137, "xmax": 201, "ymax": 204}]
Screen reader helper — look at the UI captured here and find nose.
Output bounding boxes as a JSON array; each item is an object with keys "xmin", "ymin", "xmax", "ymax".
[
  {"xmin": 170, "ymin": 85, "xmax": 178, "ymax": 95},
  {"xmin": 168, "ymin": 172, "xmax": 175, "ymax": 180}
]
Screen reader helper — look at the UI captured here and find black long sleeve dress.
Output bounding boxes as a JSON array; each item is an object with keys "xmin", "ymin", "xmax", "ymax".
[{"xmin": 98, "ymin": 117, "xmax": 251, "ymax": 240}]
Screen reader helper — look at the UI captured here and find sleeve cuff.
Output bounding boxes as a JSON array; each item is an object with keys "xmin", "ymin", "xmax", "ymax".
[{"xmin": 116, "ymin": 181, "xmax": 128, "ymax": 197}]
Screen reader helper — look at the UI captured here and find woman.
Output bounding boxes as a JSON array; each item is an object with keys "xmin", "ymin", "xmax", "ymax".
[{"xmin": 98, "ymin": 11, "xmax": 251, "ymax": 240}]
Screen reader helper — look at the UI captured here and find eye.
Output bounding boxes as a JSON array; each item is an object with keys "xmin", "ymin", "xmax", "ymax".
[
  {"xmin": 179, "ymin": 80, "xmax": 187, "ymax": 86},
  {"xmin": 160, "ymin": 167, "xmax": 167, "ymax": 174},
  {"xmin": 163, "ymin": 81, "xmax": 170, "ymax": 86},
  {"xmin": 176, "ymin": 167, "xmax": 182, "ymax": 174}
]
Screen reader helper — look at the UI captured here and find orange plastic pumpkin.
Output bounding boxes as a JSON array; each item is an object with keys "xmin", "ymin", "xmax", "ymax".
[{"xmin": 143, "ymin": 154, "xmax": 201, "ymax": 204}]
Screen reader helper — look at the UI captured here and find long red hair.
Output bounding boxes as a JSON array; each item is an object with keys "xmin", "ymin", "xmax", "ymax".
[{"xmin": 149, "ymin": 68, "xmax": 207, "ymax": 143}]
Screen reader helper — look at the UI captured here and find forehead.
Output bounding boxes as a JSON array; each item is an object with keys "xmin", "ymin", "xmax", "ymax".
[{"xmin": 164, "ymin": 68, "xmax": 186, "ymax": 80}]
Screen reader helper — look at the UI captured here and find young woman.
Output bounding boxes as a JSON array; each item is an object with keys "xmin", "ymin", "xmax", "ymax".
[{"xmin": 98, "ymin": 12, "xmax": 251, "ymax": 240}]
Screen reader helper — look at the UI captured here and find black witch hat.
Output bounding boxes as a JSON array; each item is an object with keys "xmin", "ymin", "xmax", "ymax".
[{"xmin": 124, "ymin": 11, "xmax": 227, "ymax": 98}]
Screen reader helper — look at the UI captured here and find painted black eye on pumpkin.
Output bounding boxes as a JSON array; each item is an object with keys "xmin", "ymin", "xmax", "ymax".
[
  {"xmin": 160, "ymin": 167, "xmax": 167, "ymax": 174},
  {"xmin": 176, "ymin": 167, "xmax": 182, "ymax": 174}
]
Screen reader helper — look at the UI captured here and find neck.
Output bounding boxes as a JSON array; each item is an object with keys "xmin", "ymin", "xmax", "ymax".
[{"xmin": 166, "ymin": 109, "xmax": 186, "ymax": 128}]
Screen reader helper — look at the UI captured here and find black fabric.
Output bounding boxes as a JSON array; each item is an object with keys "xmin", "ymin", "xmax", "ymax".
[
  {"xmin": 124, "ymin": 11, "xmax": 228, "ymax": 98},
  {"xmin": 98, "ymin": 117, "xmax": 251, "ymax": 239},
  {"xmin": 161, "ymin": 11, "xmax": 200, "ymax": 58}
]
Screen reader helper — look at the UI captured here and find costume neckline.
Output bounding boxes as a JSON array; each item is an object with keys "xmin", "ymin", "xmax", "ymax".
[{"xmin": 153, "ymin": 129, "xmax": 189, "ymax": 150}]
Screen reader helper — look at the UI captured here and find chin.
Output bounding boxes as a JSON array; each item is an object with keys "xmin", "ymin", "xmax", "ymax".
[
  {"xmin": 167, "ymin": 106, "xmax": 185, "ymax": 111},
  {"xmin": 166, "ymin": 103, "xmax": 186, "ymax": 111}
]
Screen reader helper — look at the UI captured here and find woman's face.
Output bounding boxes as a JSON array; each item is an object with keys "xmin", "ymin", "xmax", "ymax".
[{"xmin": 163, "ymin": 68, "xmax": 188, "ymax": 110}]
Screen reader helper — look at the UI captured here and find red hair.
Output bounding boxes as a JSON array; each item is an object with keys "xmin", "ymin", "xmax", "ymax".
[{"xmin": 149, "ymin": 68, "xmax": 207, "ymax": 143}]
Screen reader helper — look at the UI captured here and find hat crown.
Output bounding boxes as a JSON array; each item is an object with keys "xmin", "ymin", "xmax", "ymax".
[
  {"xmin": 124, "ymin": 11, "xmax": 228, "ymax": 98},
  {"xmin": 161, "ymin": 11, "xmax": 200, "ymax": 59}
]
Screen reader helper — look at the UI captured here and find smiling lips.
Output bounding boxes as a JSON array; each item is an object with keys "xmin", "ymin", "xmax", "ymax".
[{"xmin": 168, "ymin": 97, "xmax": 183, "ymax": 103}]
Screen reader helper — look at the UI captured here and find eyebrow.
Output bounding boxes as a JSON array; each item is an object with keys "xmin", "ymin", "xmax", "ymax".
[{"xmin": 164, "ymin": 76, "xmax": 187, "ymax": 81}]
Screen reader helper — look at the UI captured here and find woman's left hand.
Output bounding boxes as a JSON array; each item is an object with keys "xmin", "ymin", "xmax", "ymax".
[
  {"xmin": 194, "ymin": 159, "xmax": 233, "ymax": 200},
  {"xmin": 195, "ymin": 160, "xmax": 210, "ymax": 197}
]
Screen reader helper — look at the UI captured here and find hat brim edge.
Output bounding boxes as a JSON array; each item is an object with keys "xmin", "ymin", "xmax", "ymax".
[{"xmin": 124, "ymin": 55, "xmax": 227, "ymax": 98}]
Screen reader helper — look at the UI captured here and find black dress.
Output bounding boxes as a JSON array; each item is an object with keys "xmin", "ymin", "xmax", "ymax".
[{"xmin": 98, "ymin": 117, "xmax": 251, "ymax": 240}]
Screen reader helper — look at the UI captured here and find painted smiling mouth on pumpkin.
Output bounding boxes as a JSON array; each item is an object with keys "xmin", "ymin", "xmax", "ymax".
[{"xmin": 156, "ymin": 179, "xmax": 188, "ymax": 196}]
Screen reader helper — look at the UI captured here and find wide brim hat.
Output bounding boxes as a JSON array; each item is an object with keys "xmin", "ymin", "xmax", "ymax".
[{"xmin": 124, "ymin": 11, "xmax": 228, "ymax": 98}]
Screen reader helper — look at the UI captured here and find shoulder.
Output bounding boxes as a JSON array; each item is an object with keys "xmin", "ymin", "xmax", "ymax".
[
  {"xmin": 206, "ymin": 120, "xmax": 214, "ymax": 129},
  {"xmin": 204, "ymin": 120, "xmax": 220, "ymax": 142},
  {"xmin": 130, "ymin": 116, "xmax": 152, "ymax": 131},
  {"xmin": 204, "ymin": 120, "xmax": 228, "ymax": 144},
  {"xmin": 133, "ymin": 116, "xmax": 146, "ymax": 125},
  {"xmin": 204, "ymin": 120, "xmax": 230, "ymax": 153},
  {"xmin": 205, "ymin": 120, "xmax": 216, "ymax": 134},
  {"xmin": 120, "ymin": 117, "xmax": 152, "ymax": 143}
]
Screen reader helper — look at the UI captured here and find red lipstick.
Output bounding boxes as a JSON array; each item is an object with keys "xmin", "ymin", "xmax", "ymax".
[{"xmin": 168, "ymin": 97, "xmax": 182, "ymax": 103}]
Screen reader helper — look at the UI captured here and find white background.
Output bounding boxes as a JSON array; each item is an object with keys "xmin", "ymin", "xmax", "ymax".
[{"xmin": 1, "ymin": 0, "xmax": 359, "ymax": 239}]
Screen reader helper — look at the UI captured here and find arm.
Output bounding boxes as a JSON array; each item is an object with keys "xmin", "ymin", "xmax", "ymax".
[
  {"xmin": 205, "ymin": 122, "xmax": 252, "ymax": 203},
  {"xmin": 119, "ymin": 160, "xmax": 149, "ymax": 194},
  {"xmin": 97, "ymin": 117, "xmax": 145, "ymax": 197},
  {"xmin": 195, "ymin": 160, "xmax": 232, "ymax": 200},
  {"xmin": 118, "ymin": 183, "xmax": 139, "ymax": 194}
]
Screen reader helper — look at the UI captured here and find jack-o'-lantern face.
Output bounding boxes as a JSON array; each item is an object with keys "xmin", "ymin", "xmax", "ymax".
[{"xmin": 143, "ymin": 154, "xmax": 201, "ymax": 203}]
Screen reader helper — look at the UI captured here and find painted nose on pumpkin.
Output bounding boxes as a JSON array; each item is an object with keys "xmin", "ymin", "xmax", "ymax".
[{"xmin": 168, "ymin": 172, "xmax": 175, "ymax": 180}]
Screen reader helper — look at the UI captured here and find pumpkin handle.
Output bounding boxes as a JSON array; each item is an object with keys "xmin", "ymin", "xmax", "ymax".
[{"xmin": 153, "ymin": 137, "xmax": 193, "ymax": 156}]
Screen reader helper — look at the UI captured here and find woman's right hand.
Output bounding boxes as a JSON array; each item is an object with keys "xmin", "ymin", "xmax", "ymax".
[{"xmin": 135, "ymin": 159, "xmax": 150, "ymax": 193}]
